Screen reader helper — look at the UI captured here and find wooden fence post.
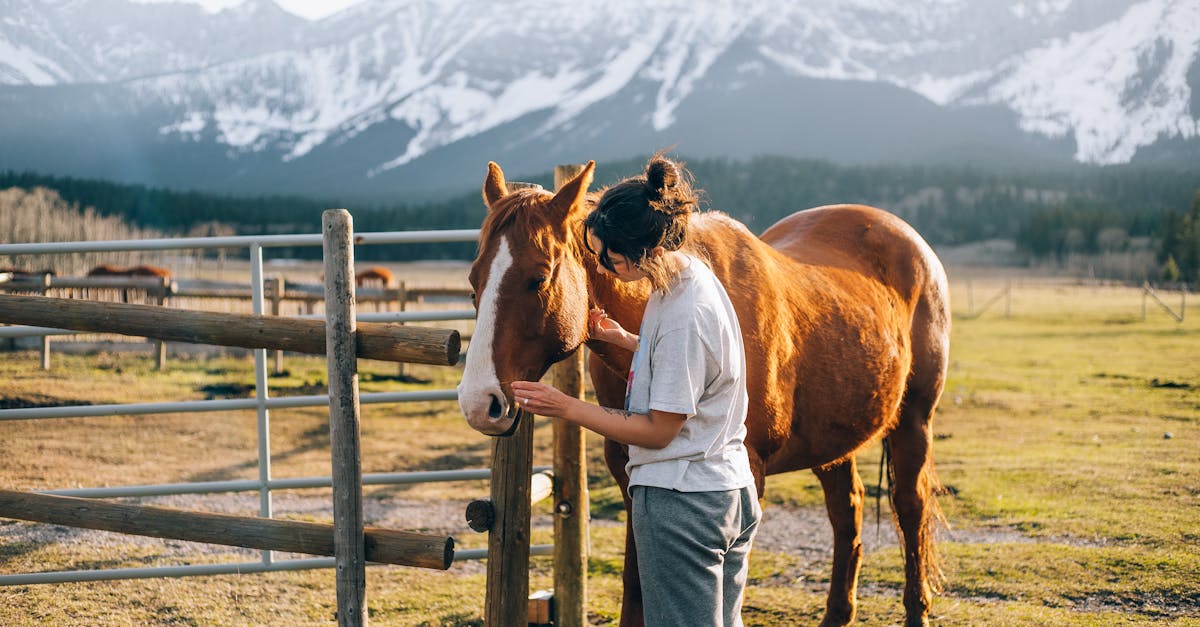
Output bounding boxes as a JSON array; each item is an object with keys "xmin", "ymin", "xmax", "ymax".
[
  {"xmin": 323, "ymin": 209, "xmax": 367, "ymax": 627},
  {"xmin": 267, "ymin": 277, "xmax": 284, "ymax": 374},
  {"xmin": 37, "ymin": 273, "xmax": 51, "ymax": 370},
  {"xmin": 154, "ymin": 275, "xmax": 170, "ymax": 370},
  {"xmin": 396, "ymin": 280, "xmax": 408, "ymax": 380},
  {"xmin": 485, "ymin": 409, "xmax": 535, "ymax": 627},
  {"xmin": 551, "ymin": 163, "xmax": 590, "ymax": 627}
]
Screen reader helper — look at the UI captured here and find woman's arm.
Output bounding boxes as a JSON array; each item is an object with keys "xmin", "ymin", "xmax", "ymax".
[{"xmin": 510, "ymin": 381, "xmax": 684, "ymax": 449}]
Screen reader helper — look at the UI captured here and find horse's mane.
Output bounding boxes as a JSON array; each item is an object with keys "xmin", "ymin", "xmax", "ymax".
[{"xmin": 479, "ymin": 188, "xmax": 556, "ymax": 253}]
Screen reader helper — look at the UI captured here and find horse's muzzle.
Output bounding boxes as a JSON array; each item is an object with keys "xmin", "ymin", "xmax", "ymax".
[{"xmin": 459, "ymin": 386, "xmax": 521, "ymax": 436}]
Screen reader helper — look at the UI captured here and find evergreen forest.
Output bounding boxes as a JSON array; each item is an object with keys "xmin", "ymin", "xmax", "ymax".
[{"xmin": 2, "ymin": 156, "xmax": 1197, "ymax": 282}]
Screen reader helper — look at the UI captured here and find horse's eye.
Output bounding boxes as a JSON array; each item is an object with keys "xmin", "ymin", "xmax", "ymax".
[{"xmin": 528, "ymin": 276, "xmax": 548, "ymax": 291}]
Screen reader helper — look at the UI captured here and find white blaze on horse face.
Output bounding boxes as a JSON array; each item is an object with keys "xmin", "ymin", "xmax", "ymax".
[{"xmin": 458, "ymin": 236, "xmax": 515, "ymax": 435}]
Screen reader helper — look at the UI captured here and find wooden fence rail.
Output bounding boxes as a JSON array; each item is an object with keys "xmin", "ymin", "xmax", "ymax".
[
  {"xmin": 0, "ymin": 294, "xmax": 459, "ymax": 365},
  {"xmin": 0, "ymin": 490, "xmax": 453, "ymax": 570}
]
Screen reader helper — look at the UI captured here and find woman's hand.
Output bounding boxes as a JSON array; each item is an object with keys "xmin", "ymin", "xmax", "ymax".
[
  {"xmin": 588, "ymin": 308, "xmax": 637, "ymax": 350},
  {"xmin": 511, "ymin": 381, "xmax": 576, "ymax": 418}
]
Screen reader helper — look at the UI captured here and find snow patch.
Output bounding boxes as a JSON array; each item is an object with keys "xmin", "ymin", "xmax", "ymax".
[{"xmin": 0, "ymin": 38, "xmax": 69, "ymax": 85}]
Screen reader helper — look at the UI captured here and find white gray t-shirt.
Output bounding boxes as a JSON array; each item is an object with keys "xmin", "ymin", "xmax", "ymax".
[{"xmin": 624, "ymin": 255, "xmax": 754, "ymax": 492}]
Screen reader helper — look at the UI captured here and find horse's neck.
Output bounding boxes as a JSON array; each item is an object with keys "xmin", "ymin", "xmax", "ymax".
[
  {"xmin": 580, "ymin": 266, "xmax": 643, "ymax": 380},
  {"xmin": 587, "ymin": 269, "xmax": 648, "ymax": 321},
  {"xmin": 566, "ymin": 213, "xmax": 650, "ymax": 327}
]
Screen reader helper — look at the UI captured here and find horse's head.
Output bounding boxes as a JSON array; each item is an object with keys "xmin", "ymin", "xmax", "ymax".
[{"xmin": 458, "ymin": 160, "xmax": 596, "ymax": 436}]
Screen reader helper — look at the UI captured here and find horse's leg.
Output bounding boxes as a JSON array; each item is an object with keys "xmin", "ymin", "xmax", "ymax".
[
  {"xmin": 888, "ymin": 384, "xmax": 950, "ymax": 624},
  {"xmin": 888, "ymin": 402, "xmax": 941, "ymax": 627},
  {"xmin": 889, "ymin": 307, "xmax": 949, "ymax": 627},
  {"xmin": 604, "ymin": 437, "xmax": 644, "ymax": 627},
  {"xmin": 812, "ymin": 456, "xmax": 865, "ymax": 627}
]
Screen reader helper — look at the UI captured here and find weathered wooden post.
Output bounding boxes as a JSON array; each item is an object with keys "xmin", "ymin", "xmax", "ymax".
[
  {"xmin": 551, "ymin": 163, "xmax": 590, "ymax": 627},
  {"xmin": 153, "ymin": 274, "xmax": 171, "ymax": 370},
  {"xmin": 395, "ymin": 280, "xmax": 408, "ymax": 380},
  {"xmin": 267, "ymin": 276, "xmax": 284, "ymax": 374},
  {"xmin": 323, "ymin": 209, "xmax": 367, "ymax": 627},
  {"xmin": 36, "ymin": 272, "xmax": 51, "ymax": 370},
  {"xmin": 484, "ymin": 408, "xmax": 535, "ymax": 626}
]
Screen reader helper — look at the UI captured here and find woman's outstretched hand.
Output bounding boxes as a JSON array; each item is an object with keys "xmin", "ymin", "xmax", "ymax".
[
  {"xmin": 588, "ymin": 307, "xmax": 637, "ymax": 351},
  {"xmin": 511, "ymin": 381, "xmax": 575, "ymax": 418}
]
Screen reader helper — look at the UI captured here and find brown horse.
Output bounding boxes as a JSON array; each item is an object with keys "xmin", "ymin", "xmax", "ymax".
[
  {"xmin": 354, "ymin": 265, "xmax": 396, "ymax": 288},
  {"xmin": 86, "ymin": 264, "xmax": 173, "ymax": 303},
  {"xmin": 86, "ymin": 264, "xmax": 172, "ymax": 279},
  {"xmin": 458, "ymin": 161, "xmax": 951, "ymax": 627}
]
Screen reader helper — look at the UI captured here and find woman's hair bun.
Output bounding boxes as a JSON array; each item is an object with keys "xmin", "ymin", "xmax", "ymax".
[
  {"xmin": 644, "ymin": 158, "xmax": 678, "ymax": 197},
  {"xmin": 643, "ymin": 156, "xmax": 695, "ymax": 217}
]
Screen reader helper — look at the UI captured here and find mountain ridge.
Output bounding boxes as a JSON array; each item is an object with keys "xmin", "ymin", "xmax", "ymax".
[{"xmin": 1, "ymin": 0, "xmax": 1196, "ymax": 199}]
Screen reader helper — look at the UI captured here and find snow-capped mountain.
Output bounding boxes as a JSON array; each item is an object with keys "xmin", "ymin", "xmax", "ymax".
[{"xmin": 1, "ymin": 0, "xmax": 1196, "ymax": 198}]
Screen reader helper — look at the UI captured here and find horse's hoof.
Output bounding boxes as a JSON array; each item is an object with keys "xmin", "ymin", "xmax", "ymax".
[{"xmin": 818, "ymin": 613, "xmax": 854, "ymax": 627}]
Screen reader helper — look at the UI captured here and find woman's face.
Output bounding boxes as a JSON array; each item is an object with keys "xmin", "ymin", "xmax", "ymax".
[{"xmin": 586, "ymin": 230, "xmax": 645, "ymax": 282}]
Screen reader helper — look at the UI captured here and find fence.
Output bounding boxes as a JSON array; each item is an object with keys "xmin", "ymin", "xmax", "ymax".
[
  {"xmin": 0, "ymin": 187, "xmax": 591, "ymax": 626},
  {"xmin": 957, "ymin": 277, "xmax": 1191, "ymax": 322}
]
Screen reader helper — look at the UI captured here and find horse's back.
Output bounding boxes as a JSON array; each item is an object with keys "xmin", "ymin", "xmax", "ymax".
[{"xmin": 761, "ymin": 204, "xmax": 946, "ymax": 304}]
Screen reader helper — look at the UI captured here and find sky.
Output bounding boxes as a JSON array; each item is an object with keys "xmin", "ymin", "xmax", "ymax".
[{"xmin": 133, "ymin": 0, "xmax": 368, "ymax": 20}]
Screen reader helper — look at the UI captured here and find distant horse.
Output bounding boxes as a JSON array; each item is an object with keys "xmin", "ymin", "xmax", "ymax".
[
  {"xmin": 87, "ymin": 264, "xmax": 172, "ymax": 279},
  {"xmin": 354, "ymin": 265, "xmax": 396, "ymax": 288},
  {"xmin": 86, "ymin": 264, "xmax": 173, "ymax": 303},
  {"xmin": 355, "ymin": 266, "xmax": 398, "ymax": 312},
  {"xmin": 457, "ymin": 161, "xmax": 951, "ymax": 627}
]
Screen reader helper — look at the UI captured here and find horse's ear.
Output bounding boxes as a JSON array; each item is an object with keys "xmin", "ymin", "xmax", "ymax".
[
  {"xmin": 482, "ymin": 161, "xmax": 508, "ymax": 210},
  {"xmin": 548, "ymin": 160, "xmax": 595, "ymax": 220}
]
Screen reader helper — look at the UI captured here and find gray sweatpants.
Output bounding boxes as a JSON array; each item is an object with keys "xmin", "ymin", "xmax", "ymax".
[{"xmin": 631, "ymin": 484, "xmax": 761, "ymax": 627}]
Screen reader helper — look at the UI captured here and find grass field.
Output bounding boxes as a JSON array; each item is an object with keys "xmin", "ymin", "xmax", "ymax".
[{"xmin": 0, "ymin": 278, "xmax": 1197, "ymax": 625}]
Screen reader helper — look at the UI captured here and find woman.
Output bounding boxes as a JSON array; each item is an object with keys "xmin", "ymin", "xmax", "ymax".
[{"xmin": 511, "ymin": 155, "xmax": 760, "ymax": 626}]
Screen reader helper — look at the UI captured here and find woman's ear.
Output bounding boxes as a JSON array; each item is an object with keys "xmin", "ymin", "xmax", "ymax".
[{"xmin": 649, "ymin": 246, "xmax": 666, "ymax": 259}]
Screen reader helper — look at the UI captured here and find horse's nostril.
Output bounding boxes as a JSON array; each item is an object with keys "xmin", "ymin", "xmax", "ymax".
[{"xmin": 488, "ymin": 395, "xmax": 503, "ymax": 419}]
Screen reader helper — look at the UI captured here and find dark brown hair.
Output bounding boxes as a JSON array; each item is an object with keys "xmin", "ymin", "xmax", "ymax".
[{"xmin": 584, "ymin": 154, "xmax": 699, "ymax": 290}]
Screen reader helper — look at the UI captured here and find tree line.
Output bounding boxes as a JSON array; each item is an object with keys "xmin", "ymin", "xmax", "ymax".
[
  {"xmin": 0, "ymin": 186, "xmax": 176, "ymax": 275},
  {"xmin": 2, "ymin": 157, "xmax": 1196, "ymax": 281}
]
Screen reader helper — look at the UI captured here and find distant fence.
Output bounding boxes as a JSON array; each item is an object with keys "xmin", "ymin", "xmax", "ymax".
[{"xmin": 957, "ymin": 277, "xmax": 1190, "ymax": 322}]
